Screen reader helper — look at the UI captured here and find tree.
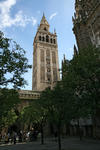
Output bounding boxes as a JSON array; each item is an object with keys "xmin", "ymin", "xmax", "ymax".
[
  {"xmin": 0, "ymin": 88, "xmax": 20, "ymax": 129},
  {"xmin": 38, "ymin": 85, "xmax": 73, "ymax": 150},
  {"xmin": 70, "ymin": 46, "xmax": 100, "ymax": 116},
  {"xmin": 20, "ymin": 100, "xmax": 47, "ymax": 144},
  {"xmin": 1, "ymin": 110, "xmax": 18, "ymax": 131},
  {"xmin": 0, "ymin": 31, "xmax": 32, "ymax": 89},
  {"xmin": 50, "ymin": 83, "xmax": 67, "ymax": 150},
  {"xmin": 0, "ymin": 30, "xmax": 31, "ymax": 129},
  {"xmin": 63, "ymin": 46, "xmax": 100, "ymax": 137},
  {"xmin": 20, "ymin": 85, "xmax": 71, "ymax": 149}
]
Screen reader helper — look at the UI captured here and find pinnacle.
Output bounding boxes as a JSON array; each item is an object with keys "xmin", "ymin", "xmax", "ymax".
[
  {"xmin": 40, "ymin": 13, "xmax": 49, "ymax": 26},
  {"xmin": 43, "ymin": 12, "xmax": 45, "ymax": 18}
]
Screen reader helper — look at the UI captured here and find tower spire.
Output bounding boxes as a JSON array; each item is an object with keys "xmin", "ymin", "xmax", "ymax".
[
  {"xmin": 43, "ymin": 12, "xmax": 45, "ymax": 17},
  {"xmin": 63, "ymin": 54, "xmax": 66, "ymax": 61},
  {"xmin": 40, "ymin": 14, "xmax": 49, "ymax": 26},
  {"xmin": 74, "ymin": 45, "xmax": 78, "ymax": 56},
  {"xmin": 54, "ymin": 28, "xmax": 56, "ymax": 34},
  {"xmin": 38, "ymin": 14, "xmax": 50, "ymax": 32}
]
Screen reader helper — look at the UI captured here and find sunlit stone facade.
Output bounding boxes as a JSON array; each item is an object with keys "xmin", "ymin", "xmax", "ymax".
[{"xmin": 32, "ymin": 14, "xmax": 60, "ymax": 91}]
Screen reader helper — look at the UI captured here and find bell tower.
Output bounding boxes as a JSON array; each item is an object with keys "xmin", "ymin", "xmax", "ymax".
[{"xmin": 32, "ymin": 14, "xmax": 60, "ymax": 91}]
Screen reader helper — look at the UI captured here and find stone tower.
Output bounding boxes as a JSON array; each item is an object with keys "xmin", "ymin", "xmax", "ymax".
[{"xmin": 32, "ymin": 14, "xmax": 60, "ymax": 91}]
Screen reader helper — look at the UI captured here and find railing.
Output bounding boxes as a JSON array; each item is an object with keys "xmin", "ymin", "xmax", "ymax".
[{"xmin": 18, "ymin": 90, "xmax": 40, "ymax": 100}]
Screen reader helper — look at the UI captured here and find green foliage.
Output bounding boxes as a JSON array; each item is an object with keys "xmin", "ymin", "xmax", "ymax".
[
  {"xmin": 63, "ymin": 46, "xmax": 100, "ymax": 118},
  {"xmin": 16, "ymin": 45, "xmax": 100, "ymax": 149},
  {"xmin": 0, "ymin": 88, "xmax": 20, "ymax": 128},
  {"xmin": 0, "ymin": 88, "xmax": 20, "ymax": 117},
  {"xmin": 0, "ymin": 30, "xmax": 32, "ymax": 129},
  {"xmin": 0, "ymin": 31, "xmax": 32, "ymax": 89},
  {"xmin": 13, "ymin": 45, "xmax": 100, "ymax": 145},
  {"xmin": 1, "ymin": 110, "xmax": 18, "ymax": 129},
  {"xmin": 20, "ymin": 98, "xmax": 47, "ymax": 128}
]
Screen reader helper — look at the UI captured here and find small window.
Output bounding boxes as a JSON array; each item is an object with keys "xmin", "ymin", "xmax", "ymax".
[
  {"xmin": 39, "ymin": 36, "xmax": 41, "ymax": 41},
  {"xmin": 54, "ymin": 39, "xmax": 56, "ymax": 44},
  {"xmin": 47, "ymin": 61, "xmax": 50, "ymax": 65},
  {"xmin": 44, "ymin": 27, "xmax": 47, "ymax": 31},
  {"xmin": 48, "ymin": 78, "xmax": 50, "ymax": 81},
  {"xmin": 47, "ymin": 74, "xmax": 51, "ymax": 82},
  {"xmin": 47, "ymin": 68, "xmax": 51, "ymax": 72},
  {"xmin": 46, "ymin": 35, "xmax": 49, "ymax": 42},
  {"xmin": 51, "ymin": 38, "xmax": 52, "ymax": 43},
  {"xmin": 42, "ymin": 36, "xmax": 45, "ymax": 41}
]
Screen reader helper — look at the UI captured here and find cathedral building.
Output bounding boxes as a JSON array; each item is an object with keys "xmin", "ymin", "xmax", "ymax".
[
  {"xmin": 72, "ymin": 0, "xmax": 100, "ymax": 138},
  {"xmin": 32, "ymin": 14, "xmax": 60, "ymax": 91},
  {"xmin": 73, "ymin": 0, "xmax": 100, "ymax": 49}
]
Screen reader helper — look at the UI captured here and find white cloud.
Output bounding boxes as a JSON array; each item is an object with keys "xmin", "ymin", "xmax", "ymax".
[
  {"xmin": 49, "ymin": 12, "xmax": 58, "ymax": 20},
  {"xmin": 0, "ymin": 0, "xmax": 37, "ymax": 29},
  {"xmin": 31, "ymin": 17, "xmax": 37, "ymax": 26}
]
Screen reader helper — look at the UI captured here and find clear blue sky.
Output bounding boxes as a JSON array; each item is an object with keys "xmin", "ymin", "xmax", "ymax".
[{"xmin": 0, "ymin": 0, "xmax": 76, "ymax": 90}]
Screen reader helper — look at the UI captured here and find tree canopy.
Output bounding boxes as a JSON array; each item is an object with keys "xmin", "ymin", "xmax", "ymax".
[
  {"xmin": 68, "ymin": 46, "xmax": 100, "ymax": 118},
  {"xmin": 0, "ymin": 31, "xmax": 32, "ymax": 89},
  {"xmin": 0, "ymin": 88, "xmax": 20, "ymax": 128},
  {"xmin": 0, "ymin": 31, "xmax": 31, "ymax": 129}
]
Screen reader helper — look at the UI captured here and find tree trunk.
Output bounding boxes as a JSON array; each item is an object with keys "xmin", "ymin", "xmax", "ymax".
[
  {"xmin": 92, "ymin": 100, "xmax": 98, "ymax": 139},
  {"xmin": 77, "ymin": 120, "xmax": 82, "ymax": 141},
  {"xmin": 57, "ymin": 124, "xmax": 61, "ymax": 150},
  {"xmin": 92, "ymin": 115, "xmax": 97, "ymax": 138},
  {"xmin": 41, "ymin": 123, "xmax": 44, "ymax": 144}
]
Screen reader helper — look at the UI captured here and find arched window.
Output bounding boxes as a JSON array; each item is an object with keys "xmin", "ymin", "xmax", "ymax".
[
  {"xmin": 53, "ymin": 68, "xmax": 57, "ymax": 81},
  {"xmin": 41, "ymin": 50, "xmax": 44, "ymax": 62},
  {"xmin": 54, "ymin": 39, "xmax": 56, "ymax": 44},
  {"xmin": 52, "ymin": 51, "xmax": 56, "ymax": 64},
  {"xmin": 46, "ymin": 49, "xmax": 50, "ymax": 58},
  {"xmin": 46, "ymin": 35, "xmax": 49, "ymax": 42},
  {"xmin": 47, "ymin": 74, "xmax": 51, "ymax": 82},
  {"xmin": 42, "ymin": 36, "xmax": 45, "ymax": 41},
  {"xmin": 44, "ymin": 27, "xmax": 47, "ymax": 31},
  {"xmin": 39, "ymin": 36, "xmax": 41, "ymax": 41},
  {"xmin": 41, "ymin": 67, "xmax": 45, "ymax": 82},
  {"xmin": 51, "ymin": 38, "xmax": 52, "ymax": 43}
]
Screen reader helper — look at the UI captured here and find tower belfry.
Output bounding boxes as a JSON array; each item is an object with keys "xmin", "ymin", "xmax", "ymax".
[{"xmin": 32, "ymin": 14, "xmax": 60, "ymax": 91}]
